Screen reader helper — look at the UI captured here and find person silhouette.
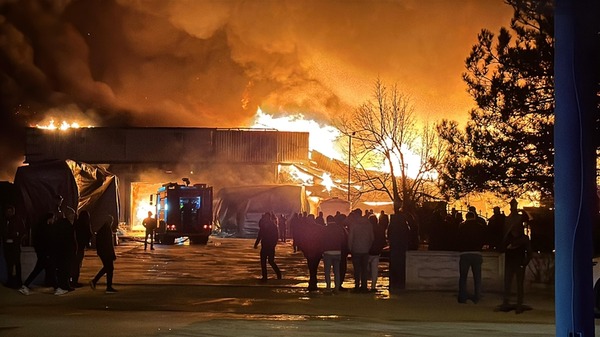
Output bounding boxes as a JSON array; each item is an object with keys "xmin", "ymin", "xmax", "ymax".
[{"xmin": 142, "ymin": 211, "xmax": 157, "ymax": 251}]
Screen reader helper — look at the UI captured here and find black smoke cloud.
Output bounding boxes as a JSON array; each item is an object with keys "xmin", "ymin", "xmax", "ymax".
[{"xmin": 0, "ymin": 0, "xmax": 512, "ymax": 180}]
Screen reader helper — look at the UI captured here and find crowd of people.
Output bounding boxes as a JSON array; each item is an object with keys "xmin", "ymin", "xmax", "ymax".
[
  {"xmin": 253, "ymin": 208, "xmax": 395, "ymax": 294},
  {"xmin": 0, "ymin": 203, "xmax": 117, "ymax": 296},
  {"xmin": 3, "ymin": 199, "xmax": 532, "ymax": 312},
  {"xmin": 253, "ymin": 200, "xmax": 532, "ymax": 313}
]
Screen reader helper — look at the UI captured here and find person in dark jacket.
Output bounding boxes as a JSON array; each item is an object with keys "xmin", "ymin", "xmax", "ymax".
[
  {"xmin": 289, "ymin": 213, "xmax": 301, "ymax": 253},
  {"xmin": 486, "ymin": 206, "xmax": 506, "ymax": 251},
  {"xmin": 496, "ymin": 207, "xmax": 532, "ymax": 314},
  {"xmin": 368, "ymin": 214, "xmax": 387, "ymax": 291},
  {"xmin": 1, "ymin": 205, "xmax": 25, "ymax": 289},
  {"xmin": 378, "ymin": 210, "xmax": 390, "ymax": 233},
  {"xmin": 253, "ymin": 212, "xmax": 282, "ymax": 282},
  {"xmin": 19, "ymin": 213, "xmax": 54, "ymax": 295},
  {"xmin": 336, "ymin": 212, "xmax": 349, "ymax": 291},
  {"xmin": 321, "ymin": 215, "xmax": 347, "ymax": 292},
  {"xmin": 387, "ymin": 210, "xmax": 409, "ymax": 290},
  {"xmin": 72, "ymin": 210, "xmax": 92, "ymax": 287},
  {"xmin": 295, "ymin": 214, "xmax": 325, "ymax": 291},
  {"xmin": 456, "ymin": 211, "xmax": 486, "ymax": 303},
  {"xmin": 142, "ymin": 211, "xmax": 157, "ymax": 251},
  {"xmin": 90, "ymin": 215, "xmax": 118, "ymax": 293},
  {"xmin": 52, "ymin": 206, "xmax": 77, "ymax": 295}
]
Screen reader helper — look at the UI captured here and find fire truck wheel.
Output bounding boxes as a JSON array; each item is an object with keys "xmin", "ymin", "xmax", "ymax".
[
  {"xmin": 162, "ymin": 236, "xmax": 176, "ymax": 245},
  {"xmin": 190, "ymin": 236, "xmax": 209, "ymax": 245}
]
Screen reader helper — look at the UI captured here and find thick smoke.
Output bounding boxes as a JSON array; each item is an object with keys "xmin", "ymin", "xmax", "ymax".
[{"xmin": 0, "ymin": 0, "xmax": 513, "ymax": 180}]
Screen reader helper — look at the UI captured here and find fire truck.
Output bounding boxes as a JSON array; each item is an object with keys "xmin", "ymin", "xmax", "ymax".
[{"xmin": 153, "ymin": 181, "xmax": 213, "ymax": 245}]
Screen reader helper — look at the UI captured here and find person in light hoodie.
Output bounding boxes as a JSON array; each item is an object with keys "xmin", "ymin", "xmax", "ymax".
[{"xmin": 347, "ymin": 209, "xmax": 374, "ymax": 293}]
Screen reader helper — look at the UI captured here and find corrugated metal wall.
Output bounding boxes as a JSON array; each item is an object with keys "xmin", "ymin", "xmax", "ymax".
[
  {"xmin": 277, "ymin": 131, "xmax": 310, "ymax": 163},
  {"xmin": 25, "ymin": 127, "xmax": 309, "ymax": 165},
  {"xmin": 214, "ymin": 130, "xmax": 277, "ymax": 163}
]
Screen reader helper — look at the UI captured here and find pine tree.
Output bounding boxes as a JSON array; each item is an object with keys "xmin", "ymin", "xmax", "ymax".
[{"xmin": 438, "ymin": 0, "xmax": 555, "ymax": 202}]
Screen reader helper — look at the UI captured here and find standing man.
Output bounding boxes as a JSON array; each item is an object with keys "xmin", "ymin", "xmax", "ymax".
[
  {"xmin": 387, "ymin": 208, "xmax": 409, "ymax": 290},
  {"xmin": 378, "ymin": 210, "xmax": 390, "ymax": 233},
  {"xmin": 278, "ymin": 213, "xmax": 288, "ymax": 243},
  {"xmin": 289, "ymin": 213, "xmax": 300, "ymax": 252},
  {"xmin": 72, "ymin": 210, "xmax": 92, "ymax": 287},
  {"xmin": 468, "ymin": 205, "xmax": 487, "ymax": 227},
  {"xmin": 368, "ymin": 213, "xmax": 387, "ymax": 292},
  {"xmin": 456, "ymin": 211, "xmax": 486, "ymax": 303},
  {"xmin": 253, "ymin": 212, "xmax": 282, "ymax": 282},
  {"xmin": 53, "ymin": 207, "xmax": 77, "ymax": 295},
  {"xmin": 486, "ymin": 206, "xmax": 506, "ymax": 251},
  {"xmin": 295, "ymin": 214, "xmax": 324, "ymax": 291},
  {"xmin": 347, "ymin": 209, "xmax": 374, "ymax": 292},
  {"xmin": 321, "ymin": 215, "xmax": 347, "ymax": 292},
  {"xmin": 496, "ymin": 198, "xmax": 532, "ymax": 314},
  {"xmin": 336, "ymin": 212, "xmax": 349, "ymax": 291},
  {"xmin": 142, "ymin": 211, "xmax": 157, "ymax": 251},
  {"xmin": 1, "ymin": 205, "xmax": 25, "ymax": 289}
]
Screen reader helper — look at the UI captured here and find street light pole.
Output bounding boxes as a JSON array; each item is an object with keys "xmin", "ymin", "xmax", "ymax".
[{"xmin": 347, "ymin": 132, "xmax": 355, "ymax": 202}]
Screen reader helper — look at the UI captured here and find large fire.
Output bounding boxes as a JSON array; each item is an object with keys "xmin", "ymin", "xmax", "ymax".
[
  {"xmin": 131, "ymin": 182, "xmax": 162, "ymax": 232},
  {"xmin": 252, "ymin": 107, "xmax": 425, "ymax": 179},
  {"xmin": 252, "ymin": 108, "xmax": 343, "ymax": 160},
  {"xmin": 34, "ymin": 118, "xmax": 93, "ymax": 130}
]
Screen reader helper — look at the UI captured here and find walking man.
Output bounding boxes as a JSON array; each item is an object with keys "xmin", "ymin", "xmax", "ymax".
[
  {"xmin": 90, "ymin": 215, "xmax": 118, "ymax": 293},
  {"xmin": 254, "ymin": 212, "xmax": 282, "ymax": 282}
]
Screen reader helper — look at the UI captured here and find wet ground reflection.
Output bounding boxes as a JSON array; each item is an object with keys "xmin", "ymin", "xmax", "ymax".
[{"xmin": 86, "ymin": 237, "xmax": 391, "ymax": 292}]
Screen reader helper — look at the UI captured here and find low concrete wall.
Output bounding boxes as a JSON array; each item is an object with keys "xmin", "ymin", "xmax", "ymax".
[{"xmin": 406, "ymin": 250, "xmax": 505, "ymax": 292}]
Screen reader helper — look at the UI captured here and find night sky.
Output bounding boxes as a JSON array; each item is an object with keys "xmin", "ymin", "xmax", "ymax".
[{"xmin": 0, "ymin": 0, "xmax": 513, "ymax": 180}]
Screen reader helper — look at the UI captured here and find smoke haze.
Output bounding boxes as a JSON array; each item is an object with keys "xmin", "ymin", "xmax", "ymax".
[{"xmin": 0, "ymin": 0, "xmax": 513, "ymax": 180}]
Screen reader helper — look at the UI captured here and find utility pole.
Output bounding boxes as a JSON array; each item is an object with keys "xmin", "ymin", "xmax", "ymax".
[{"xmin": 554, "ymin": 0, "xmax": 598, "ymax": 335}]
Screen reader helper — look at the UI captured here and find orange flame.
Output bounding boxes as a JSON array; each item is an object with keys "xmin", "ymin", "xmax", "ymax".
[
  {"xmin": 320, "ymin": 172, "xmax": 334, "ymax": 192},
  {"xmin": 35, "ymin": 118, "xmax": 93, "ymax": 130},
  {"xmin": 252, "ymin": 108, "xmax": 427, "ymax": 179},
  {"xmin": 252, "ymin": 107, "xmax": 342, "ymax": 160}
]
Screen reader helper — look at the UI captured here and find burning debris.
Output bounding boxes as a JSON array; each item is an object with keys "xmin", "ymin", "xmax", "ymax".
[{"xmin": 35, "ymin": 119, "xmax": 86, "ymax": 130}]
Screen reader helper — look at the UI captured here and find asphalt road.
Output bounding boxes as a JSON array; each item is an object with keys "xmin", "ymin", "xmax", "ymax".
[{"xmin": 1, "ymin": 236, "xmax": 597, "ymax": 336}]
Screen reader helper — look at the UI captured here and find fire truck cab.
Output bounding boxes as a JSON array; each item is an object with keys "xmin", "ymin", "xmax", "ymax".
[{"xmin": 154, "ymin": 182, "xmax": 213, "ymax": 245}]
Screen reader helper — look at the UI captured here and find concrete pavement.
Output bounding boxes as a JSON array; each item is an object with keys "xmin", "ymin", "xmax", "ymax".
[{"xmin": 0, "ymin": 237, "xmax": 597, "ymax": 336}]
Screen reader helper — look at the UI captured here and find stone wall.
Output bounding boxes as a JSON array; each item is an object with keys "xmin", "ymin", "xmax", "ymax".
[{"xmin": 406, "ymin": 250, "xmax": 505, "ymax": 292}]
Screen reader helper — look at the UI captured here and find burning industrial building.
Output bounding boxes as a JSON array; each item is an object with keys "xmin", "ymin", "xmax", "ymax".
[
  {"xmin": 13, "ymin": 125, "xmax": 365, "ymax": 241},
  {"xmin": 0, "ymin": 0, "xmax": 514, "ymax": 240},
  {"xmin": 17, "ymin": 127, "xmax": 311, "ymax": 235}
]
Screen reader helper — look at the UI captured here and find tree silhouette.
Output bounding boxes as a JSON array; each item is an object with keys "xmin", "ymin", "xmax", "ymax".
[
  {"xmin": 335, "ymin": 78, "xmax": 444, "ymax": 214},
  {"xmin": 438, "ymin": 0, "xmax": 556, "ymax": 203}
]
